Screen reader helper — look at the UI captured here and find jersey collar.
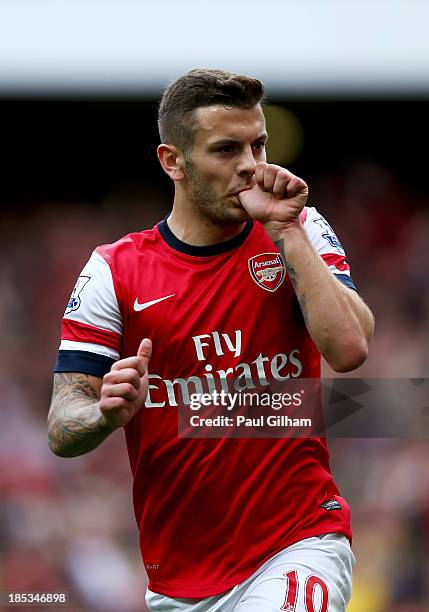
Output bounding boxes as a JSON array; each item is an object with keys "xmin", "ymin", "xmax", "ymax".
[{"xmin": 158, "ymin": 216, "xmax": 253, "ymax": 257}]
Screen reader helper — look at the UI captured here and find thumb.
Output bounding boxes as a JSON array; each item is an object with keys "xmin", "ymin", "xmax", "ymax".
[{"xmin": 137, "ymin": 338, "xmax": 152, "ymax": 372}]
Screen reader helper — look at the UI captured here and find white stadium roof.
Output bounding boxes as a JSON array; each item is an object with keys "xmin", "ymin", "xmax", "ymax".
[{"xmin": 1, "ymin": 0, "xmax": 428, "ymax": 96}]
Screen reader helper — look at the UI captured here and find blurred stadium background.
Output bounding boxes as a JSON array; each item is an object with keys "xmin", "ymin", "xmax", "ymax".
[{"xmin": 1, "ymin": 1, "xmax": 429, "ymax": 610}]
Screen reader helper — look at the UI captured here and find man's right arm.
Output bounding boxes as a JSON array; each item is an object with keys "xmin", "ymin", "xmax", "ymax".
[
  {"xmin": 48, "ymin": 339, "xmax": 152, "ymax": 458},
  {"xmin": 48, "ymin": 372, "xmax": 113, "ymax": 458}
]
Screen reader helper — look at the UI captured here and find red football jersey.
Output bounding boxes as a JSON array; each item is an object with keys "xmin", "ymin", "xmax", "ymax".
[{"xmin": 55, "ymin": 207, "xmax": 355, "ymax": 598}]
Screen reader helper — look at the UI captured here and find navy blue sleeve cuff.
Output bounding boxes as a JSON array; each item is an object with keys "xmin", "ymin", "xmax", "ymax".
[
  {"xmin": 54, "ymin": 350, "xmax": 115, "ymax": 378},
  {"xmin": 334, "ymin": 273, "xmax": 357, "ymax": 292}
]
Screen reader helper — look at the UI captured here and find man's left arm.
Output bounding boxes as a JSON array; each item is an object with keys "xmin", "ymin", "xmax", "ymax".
[
  {"xmin": 239, "ymin": 162, "xmax": 374, "ymax": 373},
  {"xmin": 276, "ymin": 223, "xmax": 374, "ymax": 372}
]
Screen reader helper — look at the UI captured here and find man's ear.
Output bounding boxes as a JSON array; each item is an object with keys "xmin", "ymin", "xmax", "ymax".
[{"xmin": 157, "ymin": 144, "xmax": 185, "ymax": 181}]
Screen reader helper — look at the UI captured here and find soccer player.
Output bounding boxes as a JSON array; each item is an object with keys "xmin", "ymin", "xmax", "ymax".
[{"xmin": 48, "ymin": 69, "xmax": 374, "ymax": 611}]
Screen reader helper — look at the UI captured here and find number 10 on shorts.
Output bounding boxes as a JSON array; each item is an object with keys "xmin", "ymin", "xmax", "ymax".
[{"xmin": 282, "ymin": 570, "xmax": 329, "ymax": 612}]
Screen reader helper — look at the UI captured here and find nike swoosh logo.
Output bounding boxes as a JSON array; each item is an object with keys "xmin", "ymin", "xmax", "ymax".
[{"xmin": 133, "ymin": 294, "xmax": 175, "ymax": 312}]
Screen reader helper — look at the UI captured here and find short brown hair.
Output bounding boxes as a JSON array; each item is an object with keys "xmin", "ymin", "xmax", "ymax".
[{"xmin": 158, "ymin": 68, "xmax": 265, "ymax": 155}]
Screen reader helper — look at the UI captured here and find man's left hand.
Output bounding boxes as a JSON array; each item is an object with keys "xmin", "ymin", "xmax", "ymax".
[{"xmin": 239, "ymin": 162, "xmax": 308, "ymax": 238}]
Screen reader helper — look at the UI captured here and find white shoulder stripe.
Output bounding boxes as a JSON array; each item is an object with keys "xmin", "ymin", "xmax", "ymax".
[
  {"xmin": 64, "ymin": 250, "xmax": 122, "ymax": 336},
  {"xmin": 330, "ymin": 266, "xmax": 351, "ymax": 276},
  {"xmin": 59, "ymin": 340, "xmax": 120, "ymax": 361},
  {"xmin": 303, "ymin": 206, "xmax": 346, "ymax": 257}
]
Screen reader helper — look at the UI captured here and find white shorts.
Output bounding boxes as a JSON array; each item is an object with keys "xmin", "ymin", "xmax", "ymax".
[{"xmin": 145, "ymin": 533, "xmax": 355, "ymax": 611}]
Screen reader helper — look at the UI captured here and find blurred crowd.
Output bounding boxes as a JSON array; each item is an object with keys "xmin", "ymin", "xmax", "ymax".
[{"xmin": 1, "ymin": 161, "xmax": 429, "ymax": 611}]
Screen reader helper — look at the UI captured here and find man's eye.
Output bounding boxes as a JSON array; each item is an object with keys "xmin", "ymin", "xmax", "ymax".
[
  {"xmin": 253, "ymin": 142, "xmax": 265, "ymax": 151},
  {"xmin": 218, "ymin": 145, "xmax": 235, "ymax": 153}
]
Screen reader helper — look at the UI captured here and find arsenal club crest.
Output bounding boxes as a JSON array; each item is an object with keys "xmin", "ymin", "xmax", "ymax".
[{"xmin": 248, "ymin": 252, "xmax": 285, "ymax": 292}]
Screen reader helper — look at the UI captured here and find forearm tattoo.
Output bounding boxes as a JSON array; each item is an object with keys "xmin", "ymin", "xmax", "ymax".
[
  {"xmin": 276, "ymin": 239, "xmax": 309, "ymax": 326},
  {"xmin": 48, "ymin": 373, "xmax": 112, "ymax": 457}
]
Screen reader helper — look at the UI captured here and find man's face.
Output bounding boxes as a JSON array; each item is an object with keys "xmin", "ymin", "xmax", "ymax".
[{"xmin": 182, "ymin": 104, "xmax": 267, "ymax": 225}]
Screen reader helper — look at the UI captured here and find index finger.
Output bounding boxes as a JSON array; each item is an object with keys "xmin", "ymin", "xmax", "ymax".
[
  {"xmin": 111, "ymin": 355, "xmax": 146, "ymax": 377},
  {"xmin": 255, "ymin": 162, "xmax": 267, "ymax": 190}
]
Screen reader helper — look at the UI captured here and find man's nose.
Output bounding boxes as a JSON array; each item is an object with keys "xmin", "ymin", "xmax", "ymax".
[{"xmin": 236, "ymin": 146, "xmax": 257, "ymax": 176}]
